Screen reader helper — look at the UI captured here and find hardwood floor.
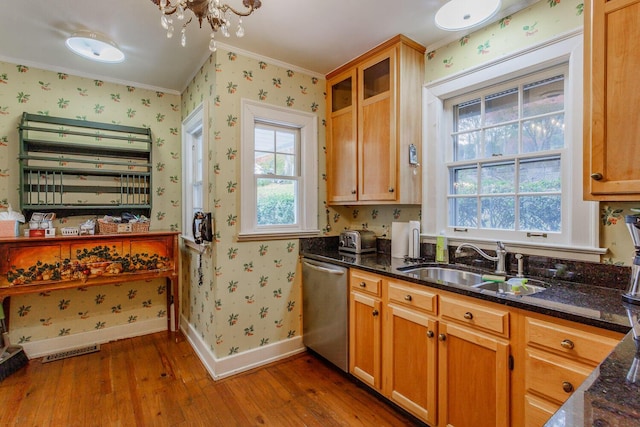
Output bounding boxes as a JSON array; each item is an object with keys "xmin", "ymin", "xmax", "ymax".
[{"xmin": 0, "ymin": 332, "xmax": 424, "ymax": 426}]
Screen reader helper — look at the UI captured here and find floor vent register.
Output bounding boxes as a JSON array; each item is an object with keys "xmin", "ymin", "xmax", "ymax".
[{"xmin": 41, "ymin": 344, "xmax": 100, "ymax": 363}]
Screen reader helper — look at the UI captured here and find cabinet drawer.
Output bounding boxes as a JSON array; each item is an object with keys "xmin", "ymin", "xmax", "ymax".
[
  {"xmin": 525, "ymin": 317, "xmax": 618, "ymax": 364},
  {"xmin": 525, "ymin": 348, "xmax": 592, "ymax": 404},
  {"xmin": 350, "ymin": 270, "xmax": 382, "ymax": 296},
  {"xmin": 440, "ymin": 295, "xmax": 509, "ymax": 338},
  {"xmin": 524, "ymin": 393, "xmax": 559, "ymax": 427},
  {"xmin": 387, "ymin": 279, "xmax": 437, "ymax": 315}
]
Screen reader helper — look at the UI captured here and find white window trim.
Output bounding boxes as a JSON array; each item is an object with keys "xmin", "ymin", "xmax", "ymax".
[
  {"xmin": 181, "ymin": 102, "xmax": 210, "ymax": 250},
  {"xmin": 239, "ymin": 98, "xmax": 319, "ymax": 240},
  {"xmin": 422, "ymin": 31, "xmax": 605, "ymax": 261}
]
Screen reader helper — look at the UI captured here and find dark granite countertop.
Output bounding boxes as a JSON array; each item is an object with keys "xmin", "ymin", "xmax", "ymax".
[
  {"xmin": 301, "ymin": 249, "xmax": 630, "ymax": 334},
  {"xmin": 300, "ymin": 244, "xmax": 640, "ymax": 427}
]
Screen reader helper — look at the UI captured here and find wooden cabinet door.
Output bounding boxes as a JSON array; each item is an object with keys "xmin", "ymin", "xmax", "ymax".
[
  {"xmin": 385, "ymin": 303, "xmax": 438, "ymax": 426},
  {"xmin": 438, "ymin": 322, "xmax": 510, "ymax": 427},
  {"xmin": 584, "ymin": 0, "xmax": 640, "ymax": 199},
  {"xmin": 327, "ymin": 69, "xmax": 358, "ymax": 203},
  {"xmin": 358, "ymin": 49, "xmax": 397, "ymax": 202},
  {"xmin": 349, "ymin": 290, "xmax": 382, "ymax": 389}
]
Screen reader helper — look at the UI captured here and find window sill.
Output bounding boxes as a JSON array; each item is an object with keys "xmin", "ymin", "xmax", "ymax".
[
  {"xmin": 237, "ymin": 230, "xmax": 321, "ymax": 242},
  {"xmin": 422, "ymin": 234, "xmax": 607, "ymax": 263}
]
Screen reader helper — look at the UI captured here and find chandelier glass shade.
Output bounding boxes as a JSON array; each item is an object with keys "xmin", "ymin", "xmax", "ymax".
[{"xmin": 151, "ymin": 0, "xmax": 262, "ymax": 52}]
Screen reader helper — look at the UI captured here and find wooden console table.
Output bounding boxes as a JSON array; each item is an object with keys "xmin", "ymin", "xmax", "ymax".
[{"xmin": 0, "ymin": 231, "xmax": 180, "ymax": 332}]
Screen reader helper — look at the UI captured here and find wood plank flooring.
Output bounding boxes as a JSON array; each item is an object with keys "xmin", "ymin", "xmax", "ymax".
[{"xmin": 0, "ymin": 332, "xmax": 425, "ymax": 426}]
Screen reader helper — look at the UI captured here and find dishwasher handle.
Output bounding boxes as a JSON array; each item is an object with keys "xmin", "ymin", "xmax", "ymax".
[{"xmin": 303, "ymin": 260, "xmax": 346, "ymax": 276}]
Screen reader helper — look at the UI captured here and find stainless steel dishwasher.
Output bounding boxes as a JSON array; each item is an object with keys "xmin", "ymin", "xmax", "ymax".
[{"xmin": 302, "ymin": 258, "xmax": 349, "ymax": 372}]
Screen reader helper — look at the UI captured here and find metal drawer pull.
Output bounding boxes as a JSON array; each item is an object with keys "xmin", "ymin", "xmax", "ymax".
[
  {"xmin": 427, "ymin": 330, "xmax": 434, "ymax": 338},
  {"xmin": 359, "ymin": 282, "xmax": 367, "ymax": 287},
  {"xmin": 562, "ymin": 381, "xmax": 574, "ymax": 393},
  {"xmin": 404, "ymin": 295, "xmax": 413, "ymax": 301},
  {"xmin": 590, "ymin": 172, "xmax": 603, "ymax": 181},
  {"xmin": 464, "ymin": 312, "xmax": 474, "ymax": 320},
  {"xmin": 372, "ymin": 309, "xmax": 379, "ymax": 317},
  {"xmin": 438, "ymin": 334, "xmax": 447, "ymax": 342},
  {"xmin": 561, "ymin": 339, "xmax": 575, "ymax": 350}
]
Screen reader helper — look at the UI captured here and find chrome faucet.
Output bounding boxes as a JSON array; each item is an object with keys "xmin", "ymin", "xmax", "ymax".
[{"xmin": 455, "ymin": 241, "xmax": 507, "ymax": 275}]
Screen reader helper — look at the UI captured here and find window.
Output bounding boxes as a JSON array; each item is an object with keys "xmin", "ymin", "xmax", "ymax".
[
  {"xmin": 182, "ymin": 102, "xmax": 209, "ymax": 244},
  {"xmin": 423, "ymin": 34, "xmax": 602, "ymax": 258},
  {"xmin": 240, "ymin": 99, "xmax": 318, "ymax": 239},
  {"xmin": 447, "ymin": 71, "xmax": 565, "ymax": 236}
]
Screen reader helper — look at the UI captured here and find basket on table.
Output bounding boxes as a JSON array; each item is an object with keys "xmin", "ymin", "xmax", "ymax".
[{"xmin": 97, "ymin": 219, "xmax": 150, "ymax": 234}]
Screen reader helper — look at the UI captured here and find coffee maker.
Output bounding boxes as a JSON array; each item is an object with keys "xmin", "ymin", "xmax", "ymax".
[{"xmin": 624, "ymin": 215, "xmax": 640, "ymax": 304}]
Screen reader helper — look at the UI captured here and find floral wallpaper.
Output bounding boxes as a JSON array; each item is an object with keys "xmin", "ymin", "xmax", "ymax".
[
  {"xmin": 425, "ymin": 0, "xmax": 585, "ymax": 83},
  {"xmin": 180, "ymin": 50, "xmax": 324, "ymax": 357},
  {"xmin": 0, "ymin": 62, "xmax": 182, "ymax": 343}
]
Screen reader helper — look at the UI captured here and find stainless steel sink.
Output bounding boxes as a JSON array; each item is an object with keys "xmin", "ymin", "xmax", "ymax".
[
  {"xmin": 473, "ymin": 280, "xmax": 547, "ymax": 296},
  {"xmin": 398, "ymin": 266, "xmax": 485, "ymax": 287}
]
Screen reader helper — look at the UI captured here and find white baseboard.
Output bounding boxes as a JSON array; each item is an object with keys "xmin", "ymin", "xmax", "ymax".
[
  {"xmin": 21, "ymin": 317, "xmax": 167, "ymax": 359},
  {"xmin": 180, "ymin": 314, "xmax": 306, "ymax": 380}
]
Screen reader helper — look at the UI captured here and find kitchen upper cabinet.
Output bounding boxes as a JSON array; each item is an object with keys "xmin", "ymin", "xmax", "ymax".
[
  {"xmin": 327, "ymin": 69, "xmax": 358, "ymax": 203},
  {"xmin": 326, "ymin": 35, "xmax": 424, "ymax": 205},
  {"xmin": 583, "ymin": 0, "xmax": 640, "ymax": 200}
]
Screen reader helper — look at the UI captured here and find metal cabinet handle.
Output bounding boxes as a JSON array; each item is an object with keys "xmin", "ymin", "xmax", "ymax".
[
  {"xmin": 389, "ymin": 188, "xmax": 395, "ymax": 193},
  {"xmin": 562, "ymin": 381, "xmax": 574, "ymax": 393},
  {"xmin": 359, "ymin": 282, "xmax": 367, "ymax": 288},
  {"xmin": 427, "ymin": 330, "xmax": 434, "ymax": 338},
  {"xmin": 590, "ymin": 172, "xmax": 603, "ymax": 181},
  {"xmin": 464, "ymin": 312, "xmax": 474, "ymax": 320},
  {"xmin": 561, "ymin": 339, "xmax": 575, "ymax": 350},
  {"xmin": 438, "ymin": 333, "xmax": 447, "ymax": 342},
  {"xmin": 372, "ymin": 309, "xmax": 379, "ymax": 317},
  {"xmin": 351, "ymin": 190, "xmax": 357, "ymax": 194},
  {"xmin": 404, "ymin": 295, "xmax": 413, "ymax": 301}
]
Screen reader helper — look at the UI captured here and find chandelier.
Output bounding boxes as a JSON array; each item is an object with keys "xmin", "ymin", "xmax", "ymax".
[{"xmin": 151, "ymin": 0, "xmax": 262, "ymax": 52}]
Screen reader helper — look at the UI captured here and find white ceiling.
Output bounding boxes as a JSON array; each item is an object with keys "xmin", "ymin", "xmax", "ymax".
[{"xmin": 0, "ymin": 0, "xmax": 536, "ymax": 94}]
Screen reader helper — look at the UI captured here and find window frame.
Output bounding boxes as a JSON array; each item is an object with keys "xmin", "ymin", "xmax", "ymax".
[
  {"xmin": 239, "ymin": 99, "xmax": 319, "ymax": 240},
  {"xmin": 181, "ymin": 102, "xmax": 210, "ymax": 248},
  {"xmin": 422, "ymin": 32, "xmax": 604, "ymax": 261},
  {"xmin": 443, "ymin": 66, "xmax": 567, "ymax": 243}
]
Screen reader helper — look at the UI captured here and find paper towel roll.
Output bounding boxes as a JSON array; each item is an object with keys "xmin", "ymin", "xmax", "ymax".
[
  {"xmin": 391, "ymin": 222, "xmax": 409, "ymax": 258},
  {"xmin": 408, "ymin": 220, "xmax": 421, "ymax": 258}
]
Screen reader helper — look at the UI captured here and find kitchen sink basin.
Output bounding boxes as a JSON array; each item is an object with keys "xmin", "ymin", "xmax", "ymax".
[
  {"xmin": 398, "ymin": 266, "xmax": 485, "ymax": 287},
  {"xmin": 474, "ymin": 280, "xmax": 547, "ymax": 296}
]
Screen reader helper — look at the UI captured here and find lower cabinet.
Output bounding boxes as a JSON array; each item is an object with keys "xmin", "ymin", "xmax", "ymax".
[
  {"xmin": 514, "ymin": 314, "xmax": 623, "ymax": 427},
  {"xmin": 347, "ymin": 269, "xmax": 623, "ymax": 427},
  {"xmin": 349, "ymin": 269, "xmax": 383, "ymax": 389},
  {"xmin": 384, "ymin": 279, "xmax": 438, "ymax": 425}
]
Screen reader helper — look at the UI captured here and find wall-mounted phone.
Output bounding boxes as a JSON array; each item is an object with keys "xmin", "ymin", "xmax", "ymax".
[{"xmin": 193, "ymin": 211, "xmax": 213, "ymax": 244}]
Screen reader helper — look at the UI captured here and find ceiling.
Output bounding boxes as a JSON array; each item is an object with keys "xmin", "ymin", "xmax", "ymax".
[{"xmin": 0, "ymin": 0, "xmax": 536, "ymax": 94}]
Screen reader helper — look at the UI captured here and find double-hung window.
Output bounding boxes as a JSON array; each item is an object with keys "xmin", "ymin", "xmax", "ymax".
[
  {"xmin": 447, "ymin": 70, "xmax": 565, "ymax": 238},
  {"xmin": 423, "ymin": 34, "xmax": 601, "ymax": 257},
  {"xmin": 240, "ymin": 99, "xmax": 318, "ymax": 239}
]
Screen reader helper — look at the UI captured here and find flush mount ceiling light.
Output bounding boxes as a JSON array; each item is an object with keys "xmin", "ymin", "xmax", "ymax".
[
  {"xmin": 150, "ymin": 0, "xmax": 262, "ymax": 52},
  {"xmin": 435, "ymin": 0, "xmax": 502, "ymax": 31},
  {"xmin": 65, "ymin": 31, "xmax": 125, "ymax": 63}
]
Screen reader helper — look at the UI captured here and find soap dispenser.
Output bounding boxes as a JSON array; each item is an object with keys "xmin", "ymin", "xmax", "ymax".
[{"xmin": 435, "ymin": 231, "xmax": 449, "ymax": 264}]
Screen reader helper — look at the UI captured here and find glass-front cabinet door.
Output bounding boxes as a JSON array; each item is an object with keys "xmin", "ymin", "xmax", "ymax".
[
  {"xmin": 358, "ymin": 50, "xmax": 397, "ymax": 202},
  {"xmin": 327, "ymin": 69, "xmax": 358, "ymax": 203}
]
